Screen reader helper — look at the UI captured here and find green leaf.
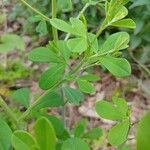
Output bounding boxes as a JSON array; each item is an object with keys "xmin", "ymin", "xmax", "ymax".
[
  {"xmin": 67, "ymin": 37, "xmax": 87, "ymax": 53},
  {"xmin": 74, "ymin": 119, "xmax": 88, "ymax": 137},
  {"xmin": 39, "ymin": 64, "xmax": 65, "ymax": 90},
  {"xmin": 63, "ymin": 87, "xmax": 84, "ymax": 104},
  {"xmin": 107, "ymin": 6, "xmax": 128, "ymax": 23},
  {"xmin": 111, "ymin": 19, "xmax": 136, "ymax": 29},
  {"xmin": 108, "ymin": 119, "xmax": 130, "ymax": 146},
  {"xmin": 100, "ymin": 32, "xmax": 130, "ymax": 54},
  {"xmin": 11, "ymin": 88, "xmax": 30, "ymax": 108},
  {"xmin": 0, "ymin": 118, "xmax": 12, "ymax": 150},
  {"xmin": 0, "ymin": 34, "xmax": 25, "ymax": 53},
  {"xmin": 50, "ymin": 18, "xmax": 86, "ymax": 37},
  {"xmin": 61, "ymin": 137, "xmax": 90, "ymax": 150},
  {"xmin": 36, "ymin": 20, "xmax": 48, "ymax": 35},
  {"xmin": 110, "ymin": 0, "xmax": 129, "ymax": 7},
  {"xmin": 28, "ymin": 47, "xmax": 64, "ymax": 63},
  {"xmin": 32, "ymin": 91, "xmax": 63, "ymax": 110},
  {"xmin": 113, "ymin": 6, "xmax": 128, "ymax": 22},
  {"xmin": 11, "ymin": 131, "xmax": 36, "ymax": 150},
  {"xmin": 87, "ymin": 33, "xmax": 98, "ymax": 52},
  {"xmin": 57, "ymin": 40, "xmax": 71, "ymax": 62},
  {"xmin": 34, "ymin": 117, "xmax": 56, "ymax": 150},
  {"xmin": 43, "ymin": 114, "xmax": 69, "ymax": 140},
  {"xmin": 50, "ymin": 18, "xmax": 73, "ymax": 34},
  {"xmin": 57, "ymin": 0, "xmax": 72, "ymax": 12},
  {"xmin": 70, "ymin": 17, "xmax": 86, "ymax": 37},
  {"xmin": 112, "ymin": 97, "xmax": 128, "ymax": 118},
  {"xmin": 77, "ymin": 79, "xmax": 95, "ymax": 94},
  {"xmin": 28, "ymin": 15, "xmax": 42, "ymax": 23},
  {"xmin": 83, "ymin": 127, "xmax": 103, "ymax": 140},
  {"xmin": 99, "ymin": 56, "xmax": 131, "ymax": 77},
  {"xmin": 96, "ymin": 100, "xmax": 125, "ymax": 121},
  {"xmin": 79, "ymin": 74, "xmax": 100, "ymax": 81},
  {"xmin": 119, "ymin": 145, "xmax": 130, "ymax": 150},
  {"xmin": 137, "ymin": 112, "xmax": 150, "ymax": 150}
]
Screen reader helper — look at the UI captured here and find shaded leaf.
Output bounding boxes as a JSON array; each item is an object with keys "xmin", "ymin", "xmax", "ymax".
[
  {"xmin": 57, "ymin": 40, "xmax": 71, "ymax": 62},
  {"xmin": 39, "ymin": 64, "xmax": 65, "ymax": 90},
  {"xmin": 36, "ymin": 20, "xmax": 48, "ymax": 35},
  {"xmin": 63, "ymin": 87, "xmax": 84, "ymax": 104},
  {"xmin": 87, "ymin": 33, "xmax": 98, "ymax": 52},
  {"xmin": 32, "ymin": 91, "xmax": 63, "ymax": 110},
  {"xmin": 11, "ymin": 88, "xmax": 30, "ymax": 108},
  {"xmin": 74, "ymin": 119, "xmax": 88, "ymax": 137},
  {"xmin": 44, "ymin": 114, "xmax": 70, "ymax": 140},
  {"xmin": 57, "ymin": 0, "xmax": 73, "ymax": 12},
  {"xmin": 0, "ymin": 34, "xmax": 25, "ymax": 52},
  {"xmin": 83, "ymin": 127, "xmax": 103, "ymax": 140}
]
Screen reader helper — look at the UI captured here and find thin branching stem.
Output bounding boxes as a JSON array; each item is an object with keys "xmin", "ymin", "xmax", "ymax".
[
  {"xmin": 52, "ymin": 0, "xmax": 58, "ymax": 41},
  {"xmin": 19, "ymin": 0, "xmax": 51, "ymax": 22}
]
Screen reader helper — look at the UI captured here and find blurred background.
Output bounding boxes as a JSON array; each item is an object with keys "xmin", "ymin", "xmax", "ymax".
[{"xmin": 0, "ymin": 0, "xmax": 150, "ymax": 149}]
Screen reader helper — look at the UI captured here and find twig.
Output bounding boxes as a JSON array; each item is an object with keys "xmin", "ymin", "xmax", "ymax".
[{"xmin": 129, "ymin": 49, "xmax": 150, "ymax": 77}]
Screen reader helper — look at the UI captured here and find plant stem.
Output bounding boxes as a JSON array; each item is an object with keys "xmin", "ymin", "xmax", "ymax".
[
  {"xmin": 51, "ymin": 0, "xmax": 67, "ymax": 126},
  {"xmin": 129, "ymin": 49, "xmax": 150, "ymax": 77},
  {"xmin": 96, "ymin": 20, "xmax": 108, "ymax": 38},
  {"xmin": 19, "ymin": 0, "xmax": 51, "ymax": 22},
  {"xmin": 61, "ymin": 85, "xmax": 66, "ymax": 127},
  {"xmin": 52, "ymin": 0, "xmax": 58, "ymax": 41},
  {"xmin": 18, "ymin": 80, "xmax": 64, "ymax": 121},
  {"xmin": 0, "ymin": 96, "xmax": 18, "ymax": 125}
]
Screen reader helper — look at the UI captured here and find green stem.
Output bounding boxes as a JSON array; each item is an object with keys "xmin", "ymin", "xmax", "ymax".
[
  {"xmin": 129, "ymin": 49, "xmax": 150, "ymax": 76},
  {"xmin": 96, "ymin": 20, "xmax": 108, "ymax": 38},
  {"xmin": 52, "ymin": 0, "xmax": 58, "ymax": 41},
  {"xmin": 18, "ymin": 80, "xmax": 64, "ymax": 121},
  {"xmin": 0, "ymin": 96, "xmax": 18, "ymax": 125},
  {"xmin": 19, "ymin": 0, "xmax": 51, "ymax": 22},
  {"xmin": 69, "ymin": 57, "xmax": 87, "ymax": 75}
]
